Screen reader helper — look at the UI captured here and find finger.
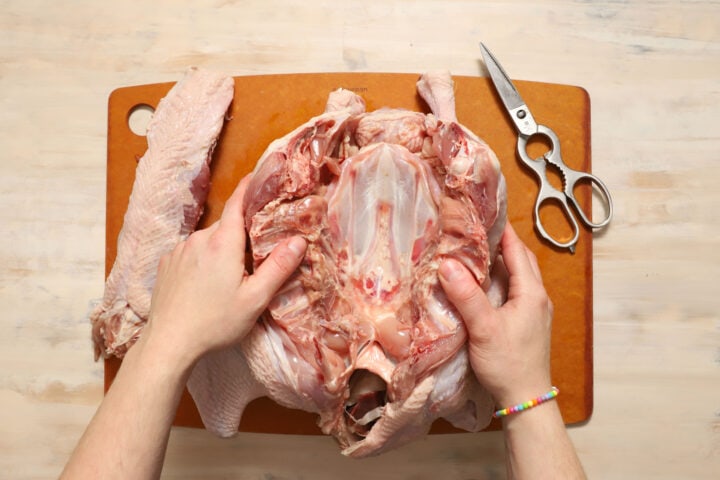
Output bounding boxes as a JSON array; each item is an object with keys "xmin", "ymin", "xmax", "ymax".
[
  {"xmin": 505, "ymin": 223, "xmax": 542, "ymax": 282},
  {"xmin": 523, "ymin": 243, "xmax": 543, "ymax": 282},
  {"xmin": 219, "ymin": 174, "xmax": 252, "ymax": 231},
  {"xmin": 186, "ymin": 221, "xmax": 216, "ymax": 243},
  {"xmin": 156, "ymin": 251, "xmax": 171, "ymax": 279},
  {"xmin": 203, "ymin": 219, "xmax": 221, "ymax": 236},
  {"xmin": 243, "ymin": 236, "xmax": 307, "ymax": 308},
  {"xmin": 212, "ymin": 176, "xmax": 252, "ymax": 251},
  {"xmin": 438, "ymin": 258, "xmax": 494, "ymax": 341},
  {"xmin": 155, "ymin": 238, "xmax": 185, "ymax": 284},
  {"xmin": 501, "ymin": 223, "xmax": 539, "ymax": 286}
]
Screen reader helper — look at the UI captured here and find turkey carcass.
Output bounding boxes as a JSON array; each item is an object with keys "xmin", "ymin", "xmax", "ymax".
[{"xmin": 188, "ymin": 72, "xmax": 507, "ymax": 458}]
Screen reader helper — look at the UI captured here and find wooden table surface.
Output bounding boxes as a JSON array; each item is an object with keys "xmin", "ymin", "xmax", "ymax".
[{"xmin": 1, "ymin": 1, "xmax": 718, "ymax": 478}]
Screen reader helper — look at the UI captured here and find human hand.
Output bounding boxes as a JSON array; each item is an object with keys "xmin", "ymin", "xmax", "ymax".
[
  {"xmin": 438, "ymin": 223, "xmax": 553, "ymax": 408},
  {"xmin": 142, "ymin": 175, "xmax": 307, "ymax": 368}
]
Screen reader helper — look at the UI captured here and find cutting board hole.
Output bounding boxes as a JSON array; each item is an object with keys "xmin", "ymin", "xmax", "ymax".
[{"xmin": 128, "ymin": 104, "xmax": 155, "ymax": 136}]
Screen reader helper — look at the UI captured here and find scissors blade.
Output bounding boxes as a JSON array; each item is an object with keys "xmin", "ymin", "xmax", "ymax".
[{"xmin": 479, "ymin": 42, "xmax": 538, "ymax": 137}]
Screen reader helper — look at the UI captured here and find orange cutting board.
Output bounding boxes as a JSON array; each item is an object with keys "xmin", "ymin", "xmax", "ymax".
[{"xmin": 105, "ymin": 73, "xmax": 593, "ymax": 434}]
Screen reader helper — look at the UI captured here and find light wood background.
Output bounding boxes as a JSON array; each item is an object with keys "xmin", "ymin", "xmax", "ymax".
[{"xmin": 1, "ymin": 1, "xmax": 718, "ymax": 478}]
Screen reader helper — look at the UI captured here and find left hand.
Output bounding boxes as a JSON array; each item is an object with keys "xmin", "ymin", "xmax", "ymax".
[{"xmin": 142, "ymin": 175, "xmax": 307, "ymax": 367}]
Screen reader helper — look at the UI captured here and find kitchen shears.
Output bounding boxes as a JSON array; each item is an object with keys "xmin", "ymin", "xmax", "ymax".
[{"xmin": 479, "ymin": 43, "xmax": 613, "ymax": 253}]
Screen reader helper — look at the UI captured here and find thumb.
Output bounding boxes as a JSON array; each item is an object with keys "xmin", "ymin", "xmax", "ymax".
[
  {"xmin": 438, "ymin": 258, "xmax": 494, "ymax": 340},
  {"xmin": 245, "ymin": 236, "xmax": 307, "ymax": 308}
]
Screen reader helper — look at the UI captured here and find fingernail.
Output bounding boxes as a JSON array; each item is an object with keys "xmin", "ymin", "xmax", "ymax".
[
  {"xmin": 287, "ymin": 236, "xmax": 307, "ymax": 256},
  {"xmin": 439, "ymin": 258, "xmax": 463, "ymax": 282}
]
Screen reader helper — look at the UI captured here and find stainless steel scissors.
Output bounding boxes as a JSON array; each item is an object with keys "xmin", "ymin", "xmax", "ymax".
[{"xmin": 479, "ymin": 43, "xmax": 613, "ymax": 253}]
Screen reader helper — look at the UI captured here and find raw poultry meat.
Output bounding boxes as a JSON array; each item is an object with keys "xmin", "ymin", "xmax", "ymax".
[
  {"xmin": 91, "ymin": 67, "xmax": 234, "ymax": 359},
  {"xmin": 188, "ymin": 72, "xmax": 508, "ymax": 457}
]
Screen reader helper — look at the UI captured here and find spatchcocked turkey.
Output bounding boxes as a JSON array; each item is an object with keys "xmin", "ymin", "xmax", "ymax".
[
  {"xmin": 92, "ymin": 69, "xmax": 507, "ymax": 458},
  {"xmin": 188, "ymin": 71, "xmax": 507, "ymax": 457}
]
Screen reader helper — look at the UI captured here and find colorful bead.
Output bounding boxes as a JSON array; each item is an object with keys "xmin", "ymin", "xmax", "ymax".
[{"xmin": 493, "ymin": 387, "xmax": 560, "ymax": 418}]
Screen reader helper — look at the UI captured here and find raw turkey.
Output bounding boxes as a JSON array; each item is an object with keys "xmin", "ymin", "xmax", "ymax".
[
  {"xmin": 188, "ymin": 72, "xmax": 508, "ymax": 457},
  {"xmin": 91, "ymin": 67, "xmax": 234, "ymax": 359}
]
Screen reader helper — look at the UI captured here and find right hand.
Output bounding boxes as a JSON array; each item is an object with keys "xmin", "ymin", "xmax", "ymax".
[{"xmin": 438, "ymin": 223, "xmax": 554, "ymax": 408}]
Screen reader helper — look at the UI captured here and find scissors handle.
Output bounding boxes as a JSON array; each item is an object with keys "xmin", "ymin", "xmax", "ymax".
[
  {"xmin": 551, "ymin": 154, "xmax": 614, "ymax": 229},
  {"xmin": 532, "ymin": 173, "xmax": 581, "ymax": 252},
  {"xmin": 517, "ymin": 125, "xmax": 613, "ymax": 253}
]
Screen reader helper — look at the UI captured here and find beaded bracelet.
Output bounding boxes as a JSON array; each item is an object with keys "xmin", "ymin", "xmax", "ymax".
[{"xmin": 493, "ymin": 386, "xmax": 559, "ymax": 418}]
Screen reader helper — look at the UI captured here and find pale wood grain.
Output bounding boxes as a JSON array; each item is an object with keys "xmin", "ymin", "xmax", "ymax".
[{"xmin": 1, "ymin": 1, "xmax": 718, "ymax": 478}]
